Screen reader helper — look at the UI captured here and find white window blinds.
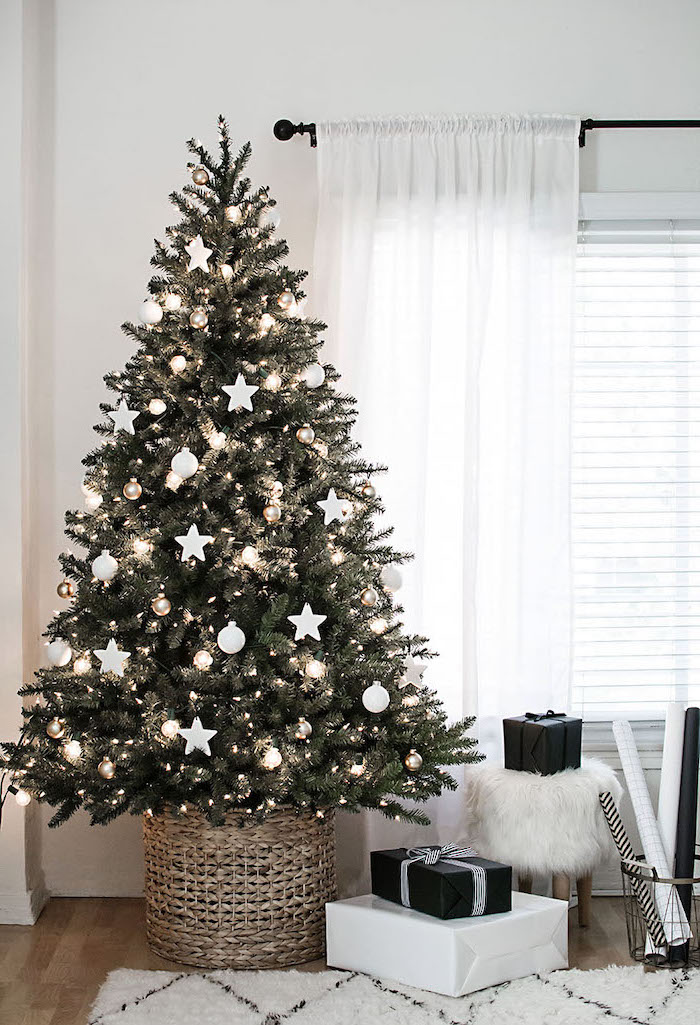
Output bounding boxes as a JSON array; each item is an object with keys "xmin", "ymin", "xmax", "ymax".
[{"xmin": 573, "ymin": 205, "xmax": 700, "ymax": 719}]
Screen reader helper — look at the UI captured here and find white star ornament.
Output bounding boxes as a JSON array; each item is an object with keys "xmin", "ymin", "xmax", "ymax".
[
  {"xmin": 317, "ymin": 488, "xmax": 346, "ymax": 526},
  {"xmin": 399, "ymin": 654, "xmax": 427, "ymax": 690},
  {"xmin": 108, "ymin": 400, "xmax": 139, "ymax": 435},
  {"xmin": 287, "ymin": 602, "xmax": 327, "ymax": 642},
  {"xmin": 185, "ymin": 234, "xmax": 213, "ymax": 273},
  {"xmin": 178, "ymin": 716, "xmax": 217, "ymax": 756},
  {"xmin": 222, "ymin": 374, "xmax": 259, "ymax": 412},
  {"xmin": 93, "ymin": 638, "xmax": 131, "ymax": 678},
  {"xmin": 175, "ymin": 524, "xmax": 214, "ymax": 562}
]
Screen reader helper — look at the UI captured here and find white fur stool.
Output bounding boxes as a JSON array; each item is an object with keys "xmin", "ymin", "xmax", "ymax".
[{"xmin": 465, "ymin": 758, "xmax": 622, "ymax": 925}]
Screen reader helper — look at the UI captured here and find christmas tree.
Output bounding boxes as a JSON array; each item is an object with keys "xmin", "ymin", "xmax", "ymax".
[{"xmin": 8, "ymin": 118, "xmax": 479, "ymax": 828}]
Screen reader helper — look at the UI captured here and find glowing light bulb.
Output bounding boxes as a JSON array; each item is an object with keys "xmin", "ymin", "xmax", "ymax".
[
  {"xmin": 193, "ymin": 649, "xmax": 213, "ymax": 669},
  {"xmin": 170, "ymin": 355, "xmax": 186, "ymax": 373},
  {"xmin": 149, "ymin": 398, "xmax": 166, "ymax": 415},
  {"xmin": 64, "ymin": 740, "xmax": 82, "ymax": 761},
  {"xmin": 262, "ymin": 747, "xmax": 282, "ymax": 770},
  {"xmin": 220, "ymin": 264, "xmax": 233, "ymax": 281},
  {"xmin": 209, "ymin": 431, "xmax": 226, "ymax": 450},
  {"xmin": 161, "ymin": 719, "xmax": 180, "ymax": 739},
  {"xmin": 370, "ymin": 618, "xmax": 388, "ymax": 635},
  {"xmin": 133, "ymin": 539, "xmax": 151, "ymax": 556},
  {"xmin": 15, "ymin": 789, "xmax": 31, "ymax": 807},
  {"xmin": 73, "ymin": 656, "xmax": 91, "ymax": 675},
  {"xmin": 260, "ymin": 313, "xmax": 274, "ymax": 332},
  {"xmin": 84, "ymin": 490, "xmax": 103, "ymax": 512},
  {"xmin": 166, "ymin": 470, "xmax": 183, "ymax": 491},
  {"xmin": 264, "ymin": 371, "xmax": 281, "ymax": 391},
  {"xmin": 350, "ymin": 761, "xmax": 365, "ymax": 776},
  {"xmin": 305, "ymin": 659, "xmax": 326, "ymax": 679},
  {"xmin": 241, "ymin": 546, "xmax": 259, "ymax": 567}
]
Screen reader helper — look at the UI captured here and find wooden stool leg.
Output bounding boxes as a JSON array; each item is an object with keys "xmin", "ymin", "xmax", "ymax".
[
  {"xmin": 552, "ymin": 873, "xmax": 570, "ymax": 903},
  {"xmin": 519, "ymin": 874, "xmax": 533, "ymax": 894},
  {"xmin": 576, "ymin": 874, "xmax": 592, "ymax": 927}
]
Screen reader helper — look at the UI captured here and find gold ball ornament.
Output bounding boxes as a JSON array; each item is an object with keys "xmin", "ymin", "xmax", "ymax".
[
  {"xmin": 192, "ymin": 166, "xmax": 209, "ymax": 186},
  {"xmin": 360, "ymin": 587, "xmax": 379, "ymax": 608},
  {"xmin": 161, "ymin": 718, "xmax": 180, "ymax": 739},
  {"xmin": 296, "ymin": 425, "xmax": 315, "ymax": 445},
  {"xmin": 151, "ymin": 595, "xmax": 171, "ymax": 617},
  {"xmin": 123, "ymin": 478, "xmax": 142, "ymax": 501},
  {"xmin": 295, "ymin": 719, "xmax": 313, "ymax": 740},
  {"xmin": 404, "ymin": 749, "xmax": 423, "ymax": 772},
  {"xmin": 263, "ymin": 503, "xmax": 281, "ymax": 523},
  {"xmin": 193, "ymin": 649, "xmax": 213, "ymax": 669},
  {"xmin": 98, "ymin": 758, "xmax": 116, "ymax": 779},
  {"xmin": 57, "ymin": 579, "xmax": 74, "ymax": 599},
  {"xmin": 361, "ymin": 482, "xmax": 376, "ymax": 499},
  {"xmin": 189, "ymin": 307, "xmax": 208, "ymax": 330},
  {"xmin": 46, "ymin": 717, "xmax": 65, "ymax": 739},
  {"xmin": 277, "ymin": 290, "xmax": 295, "ymax": 311}
]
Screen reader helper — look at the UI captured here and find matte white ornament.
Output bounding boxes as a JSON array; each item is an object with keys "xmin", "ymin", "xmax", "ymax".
[
  {"xmin": 399, "ymin": 654, "xmax": 427, "ymax": 690},
  {"xmin": 317, "ymin": 488, "xmax": 346, "ymax": 526},
  {"xmin": 164, "ymin": 293, "xmax": 182, "ymax": 311},
  {"xmin": 108, "ymin": 399, "xmax": 139, "ymax": 435},
  {"xmin": 170, "ymin": 355, "xmax": 187, "ymax": 373},
  {"xmin": 262, "ymin": 746, "xmax": 282, "ymax": 769},
  {"xmin": 175, "ymin": 524, "xmax": 214, "ymax": 562},
  {"xmin": 380, "ymin": 565, "xmax": 403, "ymax": 592},
  {"xmin": 302, "ymin": 363, "xmax": 325, "ymax": 389},
  {"xmin": 171, "ymin": 447, "xmax": 199, "ymax": 479},
  {"xmin": 259, "ymin": 208, "xmax": 281, "ymax": 230},
  {"xmin": 217, "ymin": 620, "xmax": 246, "ymax": 654},
  {"xmin": 138, "ymin": 300, "xmax": 163, "ymax": 325},
  {"xmin": 93, "ymin": 638, "xmax": 131, "ymax": 677},
  {"xmin": 184, "ymin": 234, "xmax": 213, "ymax": 273},
  {"xmin": 84, "ymin": 490, "xmax": 103, "ymax": 512},
  {"xmin": 288, "ymin": 602, "xmax": 327, "ymax": 642},
  {"xmin": 92, "ymin": 549, "xmax": 118, "ymax": 581},
  {"xmin": 15, "ymin": 789, "xmax": 31, "ymax": 807},
  {"xmin": 362, "ymin": 682, "xmax": 390, "ymax": 713},
  {"xmin": 47, "ymin": 638, "xmax": 72, "ymax": 667},
  {"xmin": 178, "ymin": 716, "xmax": 217, "ymax": 756},
  {"xmin": 222, "ymin": 374, "xmax": 258, "ymax": 412}
]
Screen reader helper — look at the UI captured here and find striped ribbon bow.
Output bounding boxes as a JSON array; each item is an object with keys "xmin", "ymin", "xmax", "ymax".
[{"xmin": 399, "ymin": 843, "xmax": 487, "ymax": 915}]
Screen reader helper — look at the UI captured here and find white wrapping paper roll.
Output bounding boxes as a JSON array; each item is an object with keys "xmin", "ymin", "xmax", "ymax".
[
  {"xmin": 657, "ymin": 702, "xmax": 686, "ymax": 865},
  {"xmin": 613, "ymin": 719, "xmax": 690, "ymax": 945}
]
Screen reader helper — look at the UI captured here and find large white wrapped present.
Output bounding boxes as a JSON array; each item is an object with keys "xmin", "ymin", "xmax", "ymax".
[{"xmin": 326, "ymin": 891, "xmax": 568, "ymax": 997}]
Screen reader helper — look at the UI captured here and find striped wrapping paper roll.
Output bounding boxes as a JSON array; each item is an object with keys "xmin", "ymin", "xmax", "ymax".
[{"xmin": 599, "ymin": 791, "xmax": 666, "ymax": 950}]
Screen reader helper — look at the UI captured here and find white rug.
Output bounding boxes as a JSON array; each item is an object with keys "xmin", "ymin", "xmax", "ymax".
[{"xmin": 89, "ymin": 965, "xmax": 698, "ymax": 1024}]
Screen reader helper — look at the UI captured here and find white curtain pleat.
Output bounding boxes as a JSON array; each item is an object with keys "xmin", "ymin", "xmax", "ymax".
[{"xmin": 313, "ymin": 115, "xmax": 579, "ymax": 893}]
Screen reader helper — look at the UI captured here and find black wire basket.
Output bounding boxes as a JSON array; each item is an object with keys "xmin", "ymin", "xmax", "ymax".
[{"xmin": 621, "ymin": 853, "xmax": 700, "ymax": 969}]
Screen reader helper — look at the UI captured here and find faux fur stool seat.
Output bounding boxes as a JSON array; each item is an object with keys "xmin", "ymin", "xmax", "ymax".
[{"xmin": 465, "ymin": 758, "xmax": 622, "ymax": 925}]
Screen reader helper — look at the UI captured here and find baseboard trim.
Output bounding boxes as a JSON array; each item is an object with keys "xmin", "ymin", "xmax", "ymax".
[{"xmin": 0, "ymin": 885, "xmax": 49, "ymax": 925}]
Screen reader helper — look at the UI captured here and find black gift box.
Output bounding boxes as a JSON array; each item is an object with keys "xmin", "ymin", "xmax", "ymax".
[
  {"xmin": 370, "ymin": 847, "xmax": 512, "ymax": 920},
  {"xmin": 503, "ymin": 711, "xmax": 582, "ymax": 775}
]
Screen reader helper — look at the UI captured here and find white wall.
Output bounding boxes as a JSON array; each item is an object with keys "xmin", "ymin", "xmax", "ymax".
[{"xmin": 12, "ymin": 0, "xmax": 700, "ymax": 897}]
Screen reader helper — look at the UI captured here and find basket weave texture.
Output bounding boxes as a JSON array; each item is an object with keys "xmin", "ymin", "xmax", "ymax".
[{"xmin": 143, "ymin": 806, "xmax": 337, "ymax": 969}]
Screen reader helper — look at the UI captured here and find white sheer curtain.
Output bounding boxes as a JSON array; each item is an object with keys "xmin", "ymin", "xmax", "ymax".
[{"xmin": 313, "ymin": 115, "xmax": 579, "ymax": 892}]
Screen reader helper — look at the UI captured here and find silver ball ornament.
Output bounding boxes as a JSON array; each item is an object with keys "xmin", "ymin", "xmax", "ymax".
[
  {"xmin": 277, "ymin": 290, "xmax": 295, "ymax": 311},
  {"xmin": 192, "ymin": 166, "xmax": 209, "ymax": 186},
  {"xmin": 296, "ymin": 425, "xmax": 315, "ymax": 445},
  {"xmin": 47, "ymin": 718, "xmax": 65, "ymax": 739},
  {"xmin": 360, "ymin": 587, "xmax": 379, "ymax": 607},
  {"xmin": 362, "ymin": 682, "xmax": 390, "ymax": 714},
  {"xmin": 295, "ymin": 719, "xmax": 313, "ymax": 740},
  {"xmin": 404, "ymin": 749, "xmax": 423, "ymax": 772},
  {"xmin": 189, "ymin": 307, "xmax": 208, "ymax": 329},
  {"xmin": 123, "ymin": 478, "xmax": 142, "ymax": 501},
  {"xmin": 361, "ymin": 482, "xmax": 376, "ymax": 500},
  {"xmin": 152, "ymin": 595, "xmax": 172, "ymax": 617},
  {"xmin": 263, "ymin": 503, "xmax": 281, "ymax": 523},
  {"xmin": 98, "ymin": 758, "xmax": 116, "ymax": 779}
]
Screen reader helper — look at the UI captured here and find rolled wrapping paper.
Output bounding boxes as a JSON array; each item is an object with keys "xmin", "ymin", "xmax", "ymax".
[
  {"xmin": 657, "ymin": 702, "xmax": 687, "ymax": 864},
  {"xmin": 613, "ymin": 719, "xmax": 691, "ymax": 945},
  {"xmin": 599, "ymin": 791, "xmax": 666, "ymax": 950},
  {"xmin": 673, "ymin": 707, "xmax": 700, "ymax": 954}
]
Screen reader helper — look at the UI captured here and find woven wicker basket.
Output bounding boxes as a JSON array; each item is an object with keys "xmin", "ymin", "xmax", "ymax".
[{"xmin": 143, "ymin": 806, "xmax": 337, "ymax": 969}]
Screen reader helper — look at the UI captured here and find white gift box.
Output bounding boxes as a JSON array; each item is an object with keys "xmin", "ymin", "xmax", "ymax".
[{"xmin": 326, "ymin": 891, "xmax": 568, "ymax": 997}]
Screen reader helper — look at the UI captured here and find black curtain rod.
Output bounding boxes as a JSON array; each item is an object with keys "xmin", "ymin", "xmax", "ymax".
[{"xmin": 273, "ymin": 117, "xmax": 700, "ymax": 150}]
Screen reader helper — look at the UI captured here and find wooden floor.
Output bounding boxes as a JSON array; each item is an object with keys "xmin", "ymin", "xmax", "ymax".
[{"xmin": 0, "ymin": 896, "xmax": 634, "ymax": 1025}]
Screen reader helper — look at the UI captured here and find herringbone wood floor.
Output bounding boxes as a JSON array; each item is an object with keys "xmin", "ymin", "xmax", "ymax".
[{"xmin": 0, "ymin": 897, "xmax": 634, "ymax": 1025}]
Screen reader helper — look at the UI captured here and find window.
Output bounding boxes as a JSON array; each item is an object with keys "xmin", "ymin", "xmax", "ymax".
[{"xmin": 573, "ymin": 195, "xmax": 700, "ymax": 719}]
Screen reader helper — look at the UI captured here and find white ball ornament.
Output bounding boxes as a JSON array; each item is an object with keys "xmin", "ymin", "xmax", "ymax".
[
  {"xmin": 164, "ymin": 293, "xmax": 182, "ymax": 311},
  {"xmin": 217, "ymin": 620, "xmax": 246, "ymax": 654},
  {"xmin": 15, "ymin": 789, "xmax": 31, "ymax": 807},
  {"xmin": 47, "ymin": 638, "xmax": 72, "ymax": 667},
  {"xmin": 92, "ymin": 549, "xmax": 118, "ymax": 582},
  {"xmin": 171, "ymin": 447, "xmax": 199, "ymax": 480},
  {"xmin": 380, "ymin": 565, "xmax": 403, "ymax": 592},
  {"xmin": 302, "ymin": 363, "xmax": 325, "ymax": 389},
  {"xmin": 149, "ymin": 398, "xmax": 167, "ymax": 415},
  {"xmin": 170, "ymin": 355, "xmax": 187, "ymax": 373},
  {"xmin": 362, "ymin": 682, "xmax": 390, "ymax": 713},
  {"xmin": 138, "ymin": 300, "xmax": 163, "ymax": 325},
  {"xmin": 259, "ymin": 208, "xmax": 281, "ymax": 230}
]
